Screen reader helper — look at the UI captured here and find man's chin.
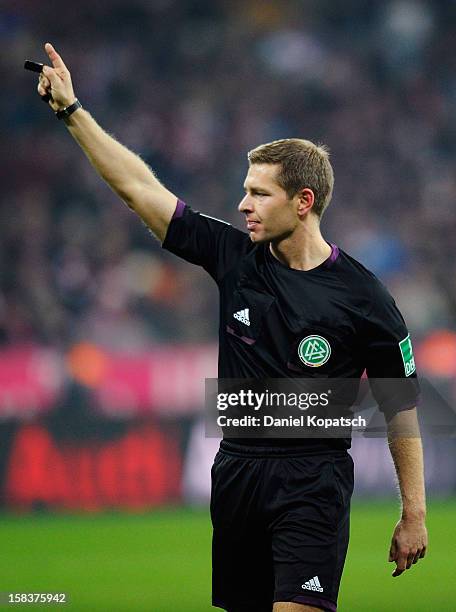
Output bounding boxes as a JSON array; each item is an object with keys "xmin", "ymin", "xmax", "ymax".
[{"xmin": 248, "ymin": 230, "xmax": 268, "ymax": 243}]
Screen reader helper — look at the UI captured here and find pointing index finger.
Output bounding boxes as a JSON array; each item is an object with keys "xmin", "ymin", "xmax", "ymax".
[{"xmin": 44, "ymin": 42, "xmax": 67, "ymax": 72}]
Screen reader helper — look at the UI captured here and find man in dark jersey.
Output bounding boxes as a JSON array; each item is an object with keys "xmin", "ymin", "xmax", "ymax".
[{"xmin": 37, "ymin": 43, "xmax": 428, "ymax": 612}]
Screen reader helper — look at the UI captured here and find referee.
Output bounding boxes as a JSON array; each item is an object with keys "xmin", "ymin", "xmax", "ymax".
[{"xmin": 37, "ymin": 43, "xmax": 428, "ymax": 612}]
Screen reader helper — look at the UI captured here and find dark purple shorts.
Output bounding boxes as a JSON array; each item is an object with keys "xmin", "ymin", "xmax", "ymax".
[{"xmin": 211, "ymin": 441, "xmax": 354, "ymax": 611}]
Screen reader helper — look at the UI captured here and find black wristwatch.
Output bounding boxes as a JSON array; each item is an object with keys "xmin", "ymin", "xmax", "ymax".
[{"xmin": 55, "ymin": 99, "xmax": 82, "ymax": 120}]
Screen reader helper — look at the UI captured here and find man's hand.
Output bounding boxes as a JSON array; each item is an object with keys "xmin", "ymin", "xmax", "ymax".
[
  {"xmin": 388, "ymin": 515, "xmax": 427, "ymax": 577},
  {"xmin": 37, "ymin": 43, "xmax": 76, "ymax": 111}
]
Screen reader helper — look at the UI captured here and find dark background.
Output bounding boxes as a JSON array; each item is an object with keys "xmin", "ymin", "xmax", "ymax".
[{"xmin": 2, "ymin": 0, "xmax": 455, "ymax": 348}]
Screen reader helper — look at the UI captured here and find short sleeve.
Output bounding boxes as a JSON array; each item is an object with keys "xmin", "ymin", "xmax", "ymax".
[
  {"xmin": 162, "ymin": 200, "xmax": 250, "ymax": 283},
  {"xmin": 363, "ymin": 280, "xmax": 420, "ymax": 417}
]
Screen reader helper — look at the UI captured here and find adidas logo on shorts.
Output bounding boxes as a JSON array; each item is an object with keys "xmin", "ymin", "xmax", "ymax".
[
  {"xmin": 301, "ymin": 576, "xmax": 323, "ymax": 592},
  {"xmin": 233, "ymin": 308, "xmax": 250, "ymax": 326}
]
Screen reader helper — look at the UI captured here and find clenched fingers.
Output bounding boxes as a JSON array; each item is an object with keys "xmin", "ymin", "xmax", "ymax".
[
  {"xmin": 37, "ymin": 74, "xmax": 50, "ymax": 98},
  {"xmin": 406, "ymin": 551, "xmax": 416, "ymax": 570},
  {"xmin": 391, "ymin": 544, "xmax": 426, "ymax": 577},
  {"xmin": 392, "ymin": 550, "xmax": 407, "ymax": 577},
  {"xmin": 37, "ymin": 73, "xmax": 51, "ymax": 94}
]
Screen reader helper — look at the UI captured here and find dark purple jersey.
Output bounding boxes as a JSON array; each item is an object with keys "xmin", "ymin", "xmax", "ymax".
[{"xmin": 163, "ymin": 201, "xmax": 419, "ymax": 450}]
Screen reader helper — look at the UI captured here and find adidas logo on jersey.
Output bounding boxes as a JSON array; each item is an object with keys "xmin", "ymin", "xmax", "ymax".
[
  {"xmin": 301, "ymin": 576, "xmax": 323, "ymax": 592},
  {"xmin": 233, "ymin": 308, "xmax": 250, "ymax": 326}
]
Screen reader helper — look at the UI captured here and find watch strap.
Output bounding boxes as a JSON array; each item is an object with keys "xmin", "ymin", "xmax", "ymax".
[{"xmin": 56, "ymin": 99, "xmax": 82, "ymax": 120}]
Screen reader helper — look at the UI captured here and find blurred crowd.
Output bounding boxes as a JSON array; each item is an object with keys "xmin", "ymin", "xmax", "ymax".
[{"xmin": 1, "ymin": 0, "xmax": 455, "ymax": 350}]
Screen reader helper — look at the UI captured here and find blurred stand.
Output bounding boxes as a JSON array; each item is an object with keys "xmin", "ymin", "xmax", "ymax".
[{"xmin": 1, "ymin": 1, "xmax": 455, "ymax": 509}]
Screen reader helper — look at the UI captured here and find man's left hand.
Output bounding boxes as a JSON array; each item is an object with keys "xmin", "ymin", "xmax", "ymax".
[{"xmin": 388, "ymin": 516, "xmax": 427, "ymax": 577}]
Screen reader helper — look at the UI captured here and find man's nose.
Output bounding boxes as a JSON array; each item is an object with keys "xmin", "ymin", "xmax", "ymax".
[{"xmin": 238, "ymin": 195, "xmax": 253, "ymax": 213}]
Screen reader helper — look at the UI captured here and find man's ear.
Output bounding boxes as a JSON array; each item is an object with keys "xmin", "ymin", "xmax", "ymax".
[{"xmin": 297, "ymin": 188, "xmax": 315, "ymax": 216}]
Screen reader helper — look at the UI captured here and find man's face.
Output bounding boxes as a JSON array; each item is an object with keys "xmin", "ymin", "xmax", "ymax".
[{"xmin": 238, "ymin": 164, "xmax": 299, "ymax": 243}]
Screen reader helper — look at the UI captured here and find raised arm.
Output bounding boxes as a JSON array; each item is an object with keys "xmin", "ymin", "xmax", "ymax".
[
  {"xmin": 37, "ymin": 43, "xmax": 176, "ymax": 242},
  {"xmin": 386, "ymin": 408, "xmax": 428, "ymax": 577}
]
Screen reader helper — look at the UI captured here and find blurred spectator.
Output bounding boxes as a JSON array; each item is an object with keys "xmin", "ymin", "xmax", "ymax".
[{"xmin": 1, "ymin": 0, "xmax": 455, "ymax": 348}]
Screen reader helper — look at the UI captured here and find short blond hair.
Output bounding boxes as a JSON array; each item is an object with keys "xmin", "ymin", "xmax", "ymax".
[{"xmin": 247, "ymin": 138, "xmax": 334, "ymax": 218}]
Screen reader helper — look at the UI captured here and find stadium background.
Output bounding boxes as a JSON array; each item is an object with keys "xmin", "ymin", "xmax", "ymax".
[{"xmin": 1, "ymin": 0, "xmax": 455, "ymax": 610}]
